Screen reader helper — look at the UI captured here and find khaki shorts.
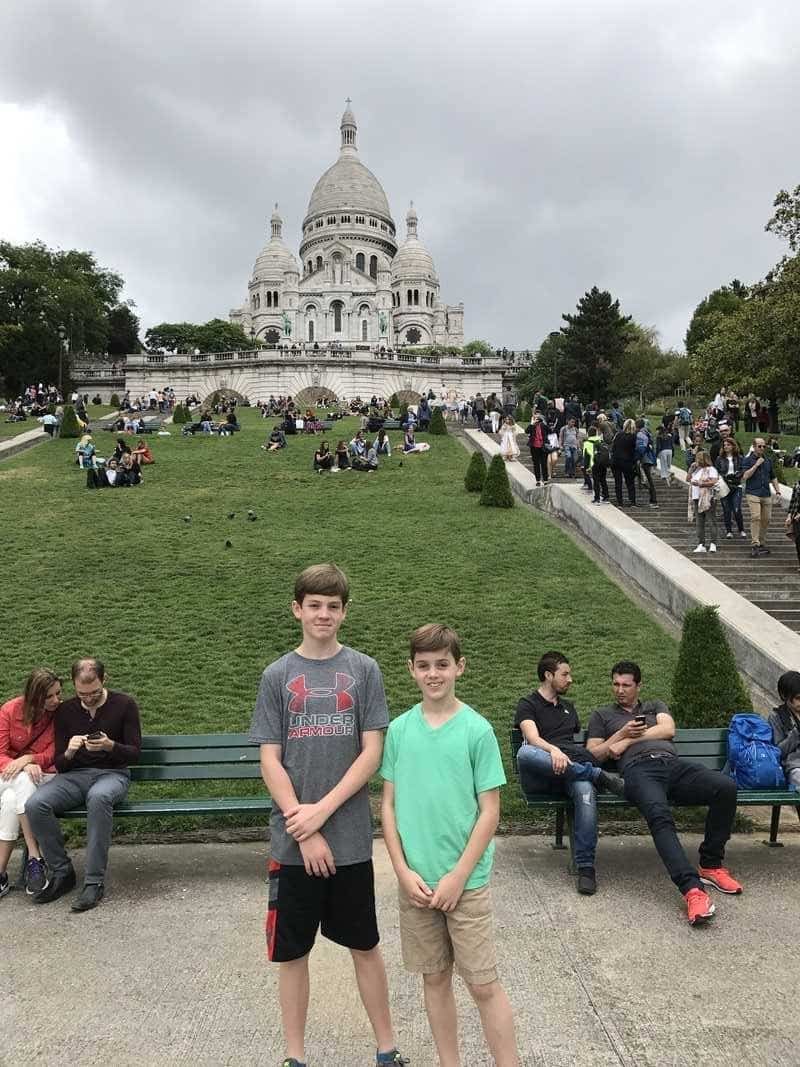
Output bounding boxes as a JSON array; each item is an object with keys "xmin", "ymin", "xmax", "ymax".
[{"xmin": 398, "ymin": 883, "xmax": 497, "ymax": 985}]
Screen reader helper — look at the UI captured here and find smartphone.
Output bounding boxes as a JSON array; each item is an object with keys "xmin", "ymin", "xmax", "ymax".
[
  {"xmin": 633, "ymin": 715, "xmax": 646, "ymax": 726},
  {"xmin": 87, "ymin": 731, "xmax": 102, "ymax": 740}
]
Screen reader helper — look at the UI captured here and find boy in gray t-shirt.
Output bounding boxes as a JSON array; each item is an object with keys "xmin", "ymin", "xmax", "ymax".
[{"xmin": 248, "ymin": 563, "xmax": 407, "ymax": 1067}]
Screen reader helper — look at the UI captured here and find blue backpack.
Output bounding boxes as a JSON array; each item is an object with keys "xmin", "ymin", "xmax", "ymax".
[{"xmin": 727, "ymin": 713, "xmax": 786, "ymax": 790}]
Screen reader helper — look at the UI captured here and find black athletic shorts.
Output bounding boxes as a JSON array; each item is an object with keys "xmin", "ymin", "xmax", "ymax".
[{"xmin": 266, "ymin": 858, "xmax": 379, "ymax": 962}]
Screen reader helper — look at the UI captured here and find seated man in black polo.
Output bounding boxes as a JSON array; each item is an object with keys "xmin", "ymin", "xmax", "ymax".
[
  {"xmin": 586, "ymin": 659, "xmax": 741, "ymax": 927},
  {"xmin": 26, "ymin": 657, "xmax": 141, "ymax": 912},
  {"xmin": 515, "ymin": 651, "xmax": 624, "ymax": 896}
]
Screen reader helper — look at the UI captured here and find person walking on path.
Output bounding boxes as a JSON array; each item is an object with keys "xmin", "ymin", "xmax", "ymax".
[
  {"xmin": 689, "ymin": 450, "xmax": 719, "ymax": 554},
  {"xmin": 785, "ymin": 479, "xmax": 800, "ymax": 572},
  {"xmin": 635, "ymin": 419, "xmax": 659, "ymax": 508},
  {"xmin": 741, "ymin": 437, "xmax": 782, "ymax": 558},
  {"xmin": 525, "ymin": 412, "xmax": 548, "ymax": 487},
  {"xmin": 559, "ymin": 418, "xmax": 580, "ymax": 478},
  {"xmin": 499, "ymin": 416, "xmax": 520, "ymax": 462},
  {"xmin": 587, "ymin": 425, "xmax": 610, "ymax": 503},
  {"xmin": 611, "ymin": 418, "xmax": 638, "ymax": 507},
  {"xmin": 655, "ymin": 423, "xmax": 674, "ymax": 485},
  {"xmin": 715, "ymin": 438, "xmax": 746, "ymax": 539},
  {"xmin": 586, "ymin": 661, "xmax": 742, "ymax": 927}
]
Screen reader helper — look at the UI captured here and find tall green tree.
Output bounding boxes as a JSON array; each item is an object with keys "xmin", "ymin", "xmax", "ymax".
[
  {"xmin": 765, "ymin": 184, "xmax": 800, "ymax": 251},
  {"xmin": 107, "ymin": 303, "xmax": 141, "ymax": 355},
  {"xmin": 145, "ymin": 319, "xmax": 253, "ymax": 353},
  {"xmin": 684, "ymin": 281, "xmax": 747, "ymax": 357},
  {"xmin": 0, "ymin": 240, "xmax": 125, "ymax": 395},
  {"xmin": 558, "ymin": 287, "xmax": 633, "ymax": 403}
]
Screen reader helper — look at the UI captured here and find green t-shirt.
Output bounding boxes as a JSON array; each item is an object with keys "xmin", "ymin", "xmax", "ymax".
[{"xmin": 380, "ymin": 702, "xmax": 507, "ymax": 890}]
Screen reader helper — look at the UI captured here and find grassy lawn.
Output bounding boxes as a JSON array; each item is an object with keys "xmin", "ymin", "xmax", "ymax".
[
  {"xmin": 3, "ymin": 409, "xmax": 682, "ymax": 826},
  {"xmin": 0, "ymin": 418, "xmax": 44, "ymax": 438}
]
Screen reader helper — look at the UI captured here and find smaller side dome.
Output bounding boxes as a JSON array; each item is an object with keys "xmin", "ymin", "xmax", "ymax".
[
  {"xmin": 391, "ymin": 201, "xmax": 438, "ymax": 281},
  {"xmin": 252, "ymin": 205, "xmax": 298, "ymax": 279}
]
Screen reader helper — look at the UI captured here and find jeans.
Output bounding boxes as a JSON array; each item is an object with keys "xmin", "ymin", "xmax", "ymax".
[
  {"xmin": 678, "ymin": 425, "xmax": 691, "ymax": 450},
  {"xmin": 25, "ymin": 767, "xmax": 130, "ymax": 885},
  {"xmin": 623, "ymin": 756, "xmax": 737, "ymax": 894},
  {"xmin": 563, "ymin": 446, "xmax": 578, "ymax": 477},
  {"xmin": 721, "ymin": 487, "xmax": 744, "ymax": 533},
  {"xmin": 516, "ymin": 743, "xmax": 600, "ymax": 867},
  {"xmin": 693, "ymin": 499, "xmax": 718, "ymax": 547},
  {"xmin": 657, "ymin": 449, "xmax": 672, "ymax": 480}
]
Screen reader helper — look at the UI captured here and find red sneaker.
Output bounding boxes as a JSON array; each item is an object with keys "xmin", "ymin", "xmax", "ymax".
[
  {"xmin": 698, "ymin": 866, "xmax": 743, "ymax": 895},
  {"xmin": 684, "ymin": 887, "xmax": 715, "ymax": 925}
]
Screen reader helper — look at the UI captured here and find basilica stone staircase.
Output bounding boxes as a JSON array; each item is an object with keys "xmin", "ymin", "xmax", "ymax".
[{"xmin": 501, "ymin": 432, "xmax": 800, "ymax": 634}]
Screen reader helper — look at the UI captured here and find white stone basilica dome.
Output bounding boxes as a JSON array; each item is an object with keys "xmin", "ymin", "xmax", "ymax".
[
  {"xmin": 252, "ymin": 205, "xmax": 298, "ymax": 279},
  {"xmin": 304, "ymin": 104, "xmax": 393, "ymax": 224},
  {"xmin": 391, "ymin": 203, "xmax": 438, "ymax": 281}
]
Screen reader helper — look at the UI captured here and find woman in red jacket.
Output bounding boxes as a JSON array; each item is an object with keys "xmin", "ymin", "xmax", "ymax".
[{"xmin": 0, "ymin": 668, "xmax": 62, "ymax": 897}]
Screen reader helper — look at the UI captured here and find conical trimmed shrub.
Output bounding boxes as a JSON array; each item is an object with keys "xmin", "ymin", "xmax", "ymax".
[
  {"xmin": 671, "ymin": 605, "xmax": 750, "ymax": 726},
  {"xmin": 110, "ymin": 393, "xmax": 120, "ymax": 408},
  {"xmin": 172, "ymin": 404, "xmax": 187, "ymax": 424},
  {"xmin": 429, "ymin": 407, "xmax": 447, "ymax": 435},
  {"xmin": 479, "ymin": 453, "xmax": 515, "ymax": 508},
  {"xmin": 59, "ymin": 405, "xmax": 81, "ymax": 438},
  {"xmin": 464, "ymin": 450, "xmax": 487, "ymax": 492}
]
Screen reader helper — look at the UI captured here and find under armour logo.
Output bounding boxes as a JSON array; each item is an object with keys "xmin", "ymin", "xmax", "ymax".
[{"xmin": 287, "ymin": 673, "xmax": 356, "ymax": 714}]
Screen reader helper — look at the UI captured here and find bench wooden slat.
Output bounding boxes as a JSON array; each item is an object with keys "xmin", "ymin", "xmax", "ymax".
[
  {"xmin": 131, "ymin": 764, "xmax": 264, "ymax": 782},
  {"xmin": 136, "ymin": 748, "xmax": 260, "ymax": 766},
  {"xmin": 62, "ymin": 797, "xmax": 272, "ymax": 817},
  {"xmin": 141, "ymin": 733, "xmax": 252, "ymax": 748}
]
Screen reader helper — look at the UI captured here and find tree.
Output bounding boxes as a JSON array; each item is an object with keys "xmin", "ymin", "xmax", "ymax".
[
  {"xmin": 144, "ymin": 319, "xmax": 253, "ymax": 353},
  {"xmin": 479, "ymin": 454, "xmax": 515, "ymax": 508},
  {"xmin": 463, "ymin": 339, "xmax": 493, "ymax": 357},
  {"xmin": 671, "ymin": 606, "xmax": 749, "ymax": 726},
  {"xmin": 464, "ymin": 451, "xmax": 487, "ymax": 492},
  {"xmin": 59, "ymin": 405, "xmax": 82, "ymax": 438},
  {"xmin": 0, "ymin": 240, "xmax": 125, "ymax": 394},
  {"xmin": 765, "ymin": 184, "xmax": 800, "ymax": 251},
  {"xmin": 684, "ymin": 282, "xmax": 747, "ymax": 357},
  {"xmin": 428, "ymin": 407, "xmax": 447, "ymax": 435},
  {"xmin": 172, "ymin": 403, "xmax": 187, "ymax": 424},
  {"xmin": 558, "ymin": 287, "xmax": 633, "ymax": 403},
  {"xmin": 109, "ymin": 393, "xmax": 120, "ymax": 408},
  {"xmin": 107, "ymin": 303, "xmax": 141, "ymax": 355}
]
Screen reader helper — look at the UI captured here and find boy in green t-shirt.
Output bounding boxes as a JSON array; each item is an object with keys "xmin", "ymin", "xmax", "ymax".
[{"xmin": 380, "ymin": 624, "xmax": 519, "ymax": 1066}]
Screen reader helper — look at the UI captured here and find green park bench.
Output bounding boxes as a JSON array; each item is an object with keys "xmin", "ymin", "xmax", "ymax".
[
  {"xmin": 15, "ymin": 733, "xmax": 270, "ymax": 885},
  {"xmin": 510, "ymin": 726, "xmax": 800, "ymax": 868}
]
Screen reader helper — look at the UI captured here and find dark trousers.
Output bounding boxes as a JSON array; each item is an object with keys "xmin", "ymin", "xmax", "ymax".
[
  {"xmin": 613, "ymin": 465, "xmax": 636, "ymax": 505},
  {"xmin": 530, "ymin": 447, "xmax": 547, "ymax": 483},
  {"xmin": 623, "ymin": 756, "xmax": 738, "ymax": 894},
  {"xmin": 721, "ymin": 488, "xmax": 744, "ymax": 533},
  {"xmin": 640, "ymin": 463, "xmax": 657, "ymax": 504},
  {"xmin": 592, "ymin": 462, "xmax": 608, "ymax": 501}
]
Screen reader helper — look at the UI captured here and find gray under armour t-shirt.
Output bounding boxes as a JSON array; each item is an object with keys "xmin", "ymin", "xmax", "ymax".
[{"xmin": 249, "ymin": 646, "xmax": 389, "ymax": 865}]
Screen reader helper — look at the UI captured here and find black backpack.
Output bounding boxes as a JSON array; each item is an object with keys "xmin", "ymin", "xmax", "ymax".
[{"xmin": 594, "ymin": 439, "xmax": 610, "ymax": 466}]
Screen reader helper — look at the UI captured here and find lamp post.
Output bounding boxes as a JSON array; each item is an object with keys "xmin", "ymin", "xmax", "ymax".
[{"xmin": 57, "ymin": 324, "xmax": 67, "ymax": 397}]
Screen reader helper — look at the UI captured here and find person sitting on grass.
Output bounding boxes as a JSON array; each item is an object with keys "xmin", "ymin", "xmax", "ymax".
[
  {"xmin": 0, "ymin": 668, "xmax": 62, "ymax": 900},
  {"xmin": 350, "ymin": 430, "xmax": 367, "ymax": 459},
  {"xmin": 373, "ymin": 428, "xmax": 391, "ymax": 457},
  {"xmin": 116, "ymin": 453, "xmax": 142, "ymax": 487},
  {"xmin": 262, "ymin": 426, "xmax": 287, "ymax": 452},
  {"xmin": 313, "ymin": 440, "xmax": 334, "ymax": 472},
  {"xmin": 75, "ymin": 434, "xmax": 95, "ymax": 468},
  {"xmin": 335, "ymin": 439, "xmax": 351, "ymax": 469},
  {"xmin": 131, "ymin": 439, "xmax": 154, "ymax": 465},
  {"xmin": 381, "ymin": 623, "xmax": 520, "ymax": 1066},
  {"xmin": 769, "ymin": 670, "xmax": 800, "ymax": 793},
  {"xmin": 402, "ymin": 426, "xmax": 430, "ymax": 454},
  {"xmin": 112, "ymin": 437, "xmax": 131, "ymax": 464}
]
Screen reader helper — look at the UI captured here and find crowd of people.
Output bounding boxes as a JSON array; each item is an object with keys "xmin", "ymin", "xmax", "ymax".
[{"xmin": 74, "ymin": 434, "xmax": 153, "ymax": 489}]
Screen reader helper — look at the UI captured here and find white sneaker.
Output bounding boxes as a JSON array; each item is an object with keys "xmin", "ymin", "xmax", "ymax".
[
  {"xmin": 709, "ymin": 543, "xmax": 717, "ymax": 552},
  {"xmin": 740, "ymin": 531, "xmax": 747, "ymax": 538},
  {"xmin": 725, "ymin": 532, "xmax": 733, "ymax": 538},
  {"xmin": 693, "ymin": 544, "xmax": 707, "ymax": 554}
]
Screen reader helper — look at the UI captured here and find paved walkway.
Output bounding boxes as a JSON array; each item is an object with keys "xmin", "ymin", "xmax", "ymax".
[{"xmin": 4, "ymin": 835, "xmax": 799, "ymax": 1065}]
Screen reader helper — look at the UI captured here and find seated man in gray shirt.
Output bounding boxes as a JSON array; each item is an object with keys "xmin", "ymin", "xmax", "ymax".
[{"xmin": 586, "ymin": 660, "xmax": 742, "ymax": 927}]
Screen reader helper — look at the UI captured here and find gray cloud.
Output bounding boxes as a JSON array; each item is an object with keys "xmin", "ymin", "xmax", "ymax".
[{"xmin": 1, "ymin": 0, "xmax": 799, "ymax": 350}]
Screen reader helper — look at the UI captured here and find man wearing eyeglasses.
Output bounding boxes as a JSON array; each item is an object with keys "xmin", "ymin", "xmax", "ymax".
[
  {"xmin": 25, "ymin": 658, "xmax": 141, "ymax": 912},
  {"xmin": 741, "ymin": 438, "xmax": 782, "ymax": 557}
]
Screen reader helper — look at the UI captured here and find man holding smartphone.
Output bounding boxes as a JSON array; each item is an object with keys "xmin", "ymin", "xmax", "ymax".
[
  {"xmin": 586, "ymin": 660, "xmax": 742, "ymax": 927},
  {"xmin": 25, "ymin": 658, "xmax": 141, "ymax": 912}
]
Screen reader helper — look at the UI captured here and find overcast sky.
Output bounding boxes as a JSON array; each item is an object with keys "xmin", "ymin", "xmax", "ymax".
[{"xmin": 2, "ymin": 1, "xmax": 799, "ymax": 352}]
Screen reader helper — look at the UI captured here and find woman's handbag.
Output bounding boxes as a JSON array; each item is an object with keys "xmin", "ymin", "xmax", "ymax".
[{"xmin": 714, "ymin": 478, "xmax": 730, "ymax": 500}]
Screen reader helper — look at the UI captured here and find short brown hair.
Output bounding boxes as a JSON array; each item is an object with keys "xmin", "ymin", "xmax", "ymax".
[
  {"xmin": 294, "ymin": 563, "xmax": 350, "ymax": 605},
  {"xmin": 22, "ymin": 668, "xmax": 61, "ymax": 726},
  {"xmin": 71, "ymin": 658, "xmax": 105, "ymax": 683},
  {"xmin": 409, "ymin": 623, "xmax": 462, "ymax": 662}
]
